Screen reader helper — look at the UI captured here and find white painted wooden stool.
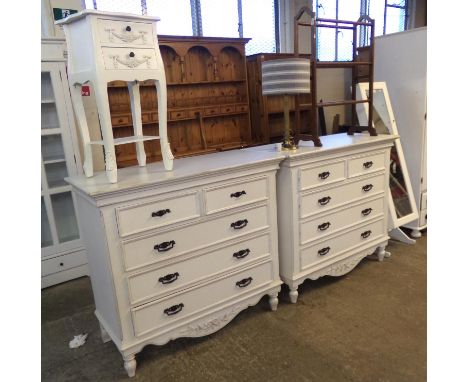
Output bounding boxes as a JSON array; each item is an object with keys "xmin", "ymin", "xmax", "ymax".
[{"xmin": 57, "ymin": 10, "xmax": 174, "ymax": 183}]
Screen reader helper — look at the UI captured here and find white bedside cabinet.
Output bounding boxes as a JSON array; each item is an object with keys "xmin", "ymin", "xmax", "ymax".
[
  {"xmin": 66, "ymin": 149, "xmax": 283, "ymax": 377},
  {"xmin": 271, "ymin": 133, "xmax": 395, "ymax": 303},
  {"xmin": 57, "ymin": 10, "xmax": 174, "ymax": 184}
]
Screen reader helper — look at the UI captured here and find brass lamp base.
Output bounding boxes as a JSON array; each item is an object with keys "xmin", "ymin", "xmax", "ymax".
[{"xmin": 282, "ymin": 137, "xmax": 297, "ymax": 150}]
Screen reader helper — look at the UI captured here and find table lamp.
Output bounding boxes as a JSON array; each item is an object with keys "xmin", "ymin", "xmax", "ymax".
[{"xmin": 261, "ymin": 58, "xmax": 311, "ymax": 150}]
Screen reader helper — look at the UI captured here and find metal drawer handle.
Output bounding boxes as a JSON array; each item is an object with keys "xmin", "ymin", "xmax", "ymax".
[
  {"xmin": 154, "ymin": 240, "xmax": 175, "ymax": 252},
  {"xmin": 158, "ymin": 272, "xmax": 179, "ymax": 285},
  {"xmin": 231, "ymin": 219, "xmax": 248, "ymax": 230},
  {"xmin": 361, "ymin": 230, "xmax": 372, "ymax": 239},
  {"xmin": 363, "ymin": 161, "xmax": 373, "ymax": 169},
  {"xmin": 318, "ymin": 247, "xmax": 330, "ymax": 256},
  {"xmin": 236, "ymin": 277, "xmax": 253, "ymax": 288},
  {"xmin": 152, "ymin": 208, "xmax": 171, "ymax": 217},
  {"xmin": 233, "ymin": 249, "xmax": 251, "ymax": 259},
  {"xmin": 361, "ymin": 208, "xmax": 373, "ymax": 216},
  {"xmin": 318, "ymin": 196, "xmax": 331, "ymax": 206},
  {"xmin": 129, "ymin": 51, "xmax": 135, "ymax": 58},
  {"xmin": 318, "ymin": 171, "xmax": 330, "ymax": 180},
  {"xmin": 318, "ymin": 222, "xmax": 331, "ymax": 231},
  {"xmin": 164, "ymin": 303, "xmax": 184, "ymax": 316},
  {"xmin": 125, "ymin": 25, "xmax": 131, "ymax": 32},
  {"xmin": 362, "ymin": 184, "xmax": 373, "ymax": 192},
  {"xmin": 230, "ymin": 190, "xmax": 246, "ymax": 198}
]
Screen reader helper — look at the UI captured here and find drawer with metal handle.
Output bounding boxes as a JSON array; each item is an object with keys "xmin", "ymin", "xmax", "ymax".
[
  {"xmin": 299, "ymin": 160, "xmax": 346, "ymax": 190},
  {"xmin": 300, "ymin": 173, "xmax": 386, "ymax": 218},
  {"xmin": 131, "ymin": 260, "xmax": 274, "ymax": 337},
  {"xmin": 127, "ymin": 233, "xmax": 271, "ymax": 304},
  {"xmin": 204, "ymin": 176, "xmax": 269, "ymax": 215},
  {"xmin": 348, "ymin": 151, "xmax": 386, "ymax": 178},
  {"xmin": 300, "ymin": 219, "xmax": 385, "ymax": 270},
  {"xmin": 122, "ymin": 204, "xmax": 269, "ymax": 271},
  {"xmin": 115, "ymin": 191, "xmax": 200, "ymax": 237},
  {"xmin": 299, "ymin": 196, "xmax": 385, "ymax": 244}
]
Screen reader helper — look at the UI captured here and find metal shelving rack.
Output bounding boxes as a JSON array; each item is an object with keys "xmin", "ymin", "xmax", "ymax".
[{"xmin": 292, "ymin": 6, "xmax": 377, "ymax": 147}]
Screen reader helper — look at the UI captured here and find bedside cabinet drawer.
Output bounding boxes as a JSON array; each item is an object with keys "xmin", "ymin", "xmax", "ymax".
[
  {"xmin": 116, "ymin": 191, "xmax": 200, "ymax": 237},
  {"xmin": 300, "ymin": 219, "xmax": 385, "ymax": 270},
  {"xmin": 299, "ymin": 160, "xmax": 346, "ymax": 190},
  {"xmin": 42, "ymin": 250, "xmax": 87, "ymax": 276},
  {"xmin": 299, "ymin": 197, "xmax": 385, "ymax": 245},
  {"xmin": 348, "ymin": 152, "xmax": 386, "ymax": 178},
  {"xmin": 128, "ymin": 234, "xmax": 271, "ymax": 304},
  {"xmin": 131, "ymin": 260, "xmax": 274, "ymax": 337},
  {"xmin": 97, "ymin": 19, "xmax": 153, "ymax": 46},
  {"xmin": 101, "ymin": 47, "xmax": 158, "ymax": 70},
  {"xmin": 122, "ymin": 204, "xmax": 270, "ymax": 271},
  {"xmin": 204, "ymin": 177, "xmax": 269, "ymax": 214},
  {"xmin": 300, "ymin": 174, "xmax": 386, "ymax": 218}
]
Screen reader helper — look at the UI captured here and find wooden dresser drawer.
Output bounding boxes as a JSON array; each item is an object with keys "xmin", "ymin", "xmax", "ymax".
[
  {"xmin": 97, "ymin": 19, "xmax": 154, "ymax": 46},
  {"xmin": 299, "ymin": 197, "xmax": 385, "ymax": 245},
  {"xmin": 236, "ymin": 104, "xmax": 248, "ymax": 113},
  {"xmin": 101, "ymin": 47, "xmax": 158, "ymax": 70},
  {"xmin": 299, "ymin": 160, "xmax": 346, "ymax": 190},
  {"xmin": 111, "ymin": 115, "xmax": 131, "ymax": 126},
  {"xmin": 300, "ymin": 219, "xmax": 385, "ymax": 270},
  {"xmin": 116, "ymin": 191, "xmax": 200, "ymax": 237},
  {"xmin": 170, "ymin": 110, "xmax": 187, "ymax": 120},
  {"xmin": 122, "ymin": 204, "xmax": 270, "ymax": 271},
  {"xmin": 204, "ymin": 106, "xmax": 220, "ymax": 116},
  {"xmin": 300, "ymin": 173, "xmax": 386, "ymax": 218},
  {"xmin": 128, "ymin": 234, "xmax": 271, "ymax": 304},
  {"xmin": 204, "ymin": 177, "xmax": 269, "ymax": 215},
  {"xmin": 131, "ymin": 260, "xmax": 274, "ymax": 336},
  {"xmin": 220, "ymin": 105, "xmax": 235, "ymax": 114},
  {"xmin": 348, "ymin": 151, "xmax": 386, "ymax": 178}
]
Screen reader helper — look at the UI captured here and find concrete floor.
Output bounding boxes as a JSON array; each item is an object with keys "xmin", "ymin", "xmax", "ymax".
[{"xmin": 42, "ymin": 233, "xmax": 426, "ymax": 381}]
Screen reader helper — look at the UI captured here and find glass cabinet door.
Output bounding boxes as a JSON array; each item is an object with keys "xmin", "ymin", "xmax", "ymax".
[{"xmin": 41, "ymin": 62, "xmax": 82, "ymax": 257}]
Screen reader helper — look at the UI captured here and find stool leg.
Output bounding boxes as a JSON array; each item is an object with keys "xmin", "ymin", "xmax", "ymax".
[
  {"xmin": 94, "ymin": 81, "xmax": 118, "ymax": 183},
  {"xmin": 69, "ymin": 84, "xmax": 93, "ymax": 177},
  {"xmin": 154, "ymin": 78, "xmax": 173, "ymax": 171},
  {"xmin": 127, "ymin": 81, "xmax": 146, "ymax": 166}
]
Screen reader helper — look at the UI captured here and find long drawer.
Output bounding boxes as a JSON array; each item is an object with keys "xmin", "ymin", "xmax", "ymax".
[
  {"xmin": 300, "ymin": 173, "xmax": 385, "ymax": 218},
  {"xmin": 116, "ymin": 191, "xmax": 200, "ymax": 237},
  {"xmin": 101, "ymin": 47, "xmax": 158, "ymax": 70},
  {"xmin": 299, "ymin": 197, "xmax": 385, "ymax": 245},
  {"xmin": 204, "ymin": 176, "xmax": 269, "ymax": 215},
  {"xmin": 128, "ymin": 234, "xmax": 271, "ymax": 304},
  {"xmin": 300, "ymin": 219, "xmax": 385, "ymax": 270},
  {"xmin": 42, "ymin": 249, "xmax": 87, "ymax": 276},
  {"xmin": 131, "ymin": 260, "xmax": 274, "ymax": 337},
  {"xmin": 97, "ymin": 19, "xmax": 154, "ymax": 46},
  {"xmin": 122, "ymin": 204, "xmax": 269, "ymax": 271}
]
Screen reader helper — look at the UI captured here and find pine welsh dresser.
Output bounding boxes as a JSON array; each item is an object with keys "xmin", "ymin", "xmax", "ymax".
[
  {"xmin": 65, "ymin": 149, "xmax": 284, "ymax": 377},
  {"xmin": 249, "ymin": 133, "xmax": 396, "ymax": 303}
]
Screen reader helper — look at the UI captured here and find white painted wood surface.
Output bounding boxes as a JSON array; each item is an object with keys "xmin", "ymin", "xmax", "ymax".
[
  {"xmin": 57, "ymin": 10, "xmax": 174, "ymax": 183},
  {"xmin": 67, "ymin": 149, "xmax": 284, "ymax": 377}
]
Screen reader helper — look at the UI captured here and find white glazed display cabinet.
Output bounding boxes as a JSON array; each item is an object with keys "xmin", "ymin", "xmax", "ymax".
[
  {"xmin": 41, "ymin": 38, "xmax": 88, "ymax": 288},
  {"xmin": 373, "ymin": 28, "xmax": 427, "ymax": 238},
  {"xmin": 263, "ymin": 133, "xmax": 396, "ymax": 302},
  {"xmin": 66, "ymin": 149, "xmax": 284, "ymax": 377}
]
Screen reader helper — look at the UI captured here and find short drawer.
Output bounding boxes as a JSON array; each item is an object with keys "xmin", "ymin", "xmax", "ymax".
[
  {"xmin": 204, "ymin": 106, "xmax": 220, "ymax": 116},
  {"xmin": 131, "ymin": 260, "xmax": 274, "ymax": 337},
  {"xmin": 97, "ymin": 19, "xmax": 154, "ymax": 46},
  {"xmin": 122, "ymin": 204, "xmax": 269, "ymax": 271},
  {"xmin": 151, "ymin": 112, "xmax": 159, "ymax": 122},
  {"xmin": 41, "ymin": 250, "xmax": 87, "ymax": 277},
  {"xmin": 128, "ymin": 234, "xmax": 271, "ymax": 304},
  {"xmin": 220, "ymin": 105, "xmax": 235, "ymax": 114},
  {"xmin": 170, "ymin": 110, "xmax": 187, "ymax": 120},
  {"xmin": 300, "ymin": 197, "xmax": 385, "ymax": 245},
  {"xmin": 236, "ymin": 104, "xmax": 248, "ymax": 113},
  {"xmin": 101, "ymin": 47, "xmax": 158, "ymax": 70},
  {"xmin": 421, "ymin": 192, "xmax": 427, "ymax": 210},
  {"xmin": 204, "ymin": 177, "xmax": 269, "ymax": 215},
  {"xmin": 419, "ymin": 208, "xmax": 427, "ymax": 227},
  {"xmin": 300, "ymin": 219, "xmax": 385, "ymax": 270},
  {"xmin": 141, "ymin": 112, "xmax": 151, "ymax": 123},
  {"xmin": 299, "ymin": 160, "xmax": 346, "ymax": 190},
  {"xmin": 300, "ymin": 173, "xmax": 386, "ymax": 218},
  {"xmin": 116, "ymin": 191, "xmax": 200, "ymax": 237},
  {"xmin": 111, "ymin": 115, "xmax": 131, "ymax": 126},
  {"xmin": 348, "ymin": 151, "xmax": 386, "ymax": 178},
  {"xmin": 187, "ymin": 109, "xmax": 201, "ymax": 119}
]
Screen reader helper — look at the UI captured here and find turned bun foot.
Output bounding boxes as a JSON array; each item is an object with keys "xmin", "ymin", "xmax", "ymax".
[
  {"xmin": 268, "ymin": 293, "xmax": 279, "ymax": 311},
  {"xmin": 289, "ymin": 288, "xmax": 299, "ymax": 304},
  {"xmin": 124, "ymin": 356, "xmax": 137, "ymax": 378}
]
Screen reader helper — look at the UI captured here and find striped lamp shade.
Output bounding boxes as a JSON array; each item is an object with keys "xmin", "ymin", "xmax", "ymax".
[{"xmin": 261, "ymin": 58, "xmax": 310, "ymax": 95}]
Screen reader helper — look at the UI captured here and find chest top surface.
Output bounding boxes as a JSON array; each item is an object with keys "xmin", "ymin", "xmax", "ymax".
[
  {"xmin": 55, "ymin": 9, "xmax": 161, "ymax": 25},
  {"xmin": 66, "ymin": 149, "xmax": 285, "ymax": 197}
]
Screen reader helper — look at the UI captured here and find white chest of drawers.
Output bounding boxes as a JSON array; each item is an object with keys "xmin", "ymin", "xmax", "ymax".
[
  {"xmin": 57, "ymin": 10, "xmax": 174, "ymax": 184},
  {"xmin": 66, "ymin": 149, "xmax": 284, "ymax": 377},
  {"xmin": 271, "ymin": 133, "xmax": 395, "ymax": 303}
]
